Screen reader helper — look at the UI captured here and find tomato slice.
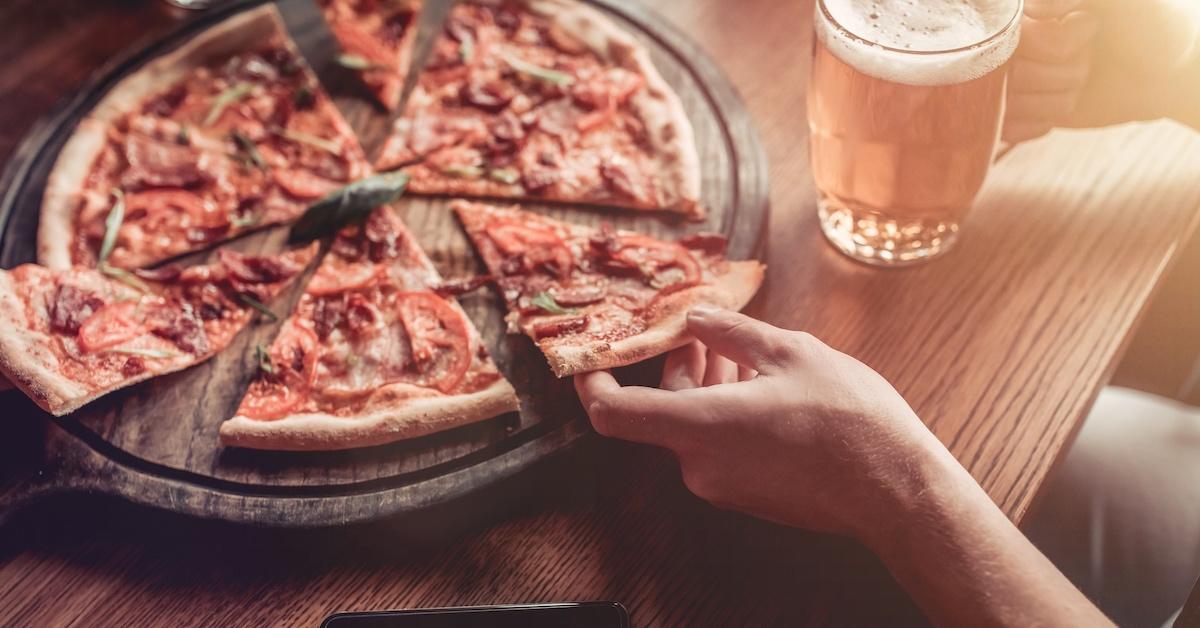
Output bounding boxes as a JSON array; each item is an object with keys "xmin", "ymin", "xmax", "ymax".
[
  {"xmin": 485, "ymin": 222, "xmax": 573, "ymax": 278},
  {"xmin": 273, "ymin": 169, "xmax": 343, "ymax": 200},
  {"xmin": 395, "ymin": 292, "xmax": 471, "ymax": 394},
  {"xmin": 78, "ymin": 301, "xmax": 148, "ymax": 353},
  {"xmin": 614, "ymin": 234, "xmax": 701, "ymax": 287},
  {"xmin": 305, "ymin": 259, "xmax": 382, "ymax": 296},
  {"xmin": 237, "ymin": 322, "xmax": 319, "ymax": 420}
]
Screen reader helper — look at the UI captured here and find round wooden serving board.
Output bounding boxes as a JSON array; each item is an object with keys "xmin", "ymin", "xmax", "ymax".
[{"xmin": 0, "ymin": 0, "xmax": 767, "ymax": 527}]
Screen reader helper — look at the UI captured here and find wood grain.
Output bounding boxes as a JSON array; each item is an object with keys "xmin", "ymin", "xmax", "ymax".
[{"xmin": 2, "ymin": 0, "xmax": 1200, "ymax": 626}]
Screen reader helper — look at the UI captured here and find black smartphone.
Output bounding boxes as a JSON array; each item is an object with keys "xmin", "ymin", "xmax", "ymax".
[{"xmin": 321, "ymin": 602, "xmax": 631, "ymax": 628}]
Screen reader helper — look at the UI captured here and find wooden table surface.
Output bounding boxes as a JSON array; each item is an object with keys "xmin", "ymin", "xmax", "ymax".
[{"xmin": 3, "ymin": 0, "xmax": 1200, "ymax": 626}]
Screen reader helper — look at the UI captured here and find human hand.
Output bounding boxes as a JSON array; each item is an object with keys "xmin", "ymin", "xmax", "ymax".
[
  {"xmin": 574, "ymin": 306, "xmax": 950, "ymax": 542},
  {"xmin": 1005, "ymin": 0, "xmax": 1200, "ymax": 142}
]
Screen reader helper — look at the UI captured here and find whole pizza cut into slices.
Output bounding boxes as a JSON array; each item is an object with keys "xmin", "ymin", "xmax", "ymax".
[
  {"xmin": 0, "ymin": 244, "xmax": 317, "ymax": 416},
  {"xmin": 40, "ymin": 5, "xmax": 371, "ymax": 271},
  {"xmin": 375, "ymin": 0, "xmax": 702, "ymax": 218},
  {"xmin": 220, "ymin": 205, "xmax": 518, "ymax": 451},
  {"xmin": 453, "ymin": 201, "xmax": 763, "ymax": 377},
  {"xmin": 318, "ymin": 0, "xmax": 423, "ymax": 110}
]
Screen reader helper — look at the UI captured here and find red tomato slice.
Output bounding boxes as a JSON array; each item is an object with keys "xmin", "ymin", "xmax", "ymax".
[
  {"xmin": 614, "ymin": 234, "xmax": 701, "ymax": 287},
  {"xmin": 395, "ymin": 292, "xmax": 471, "ymax": 394},
  {"xmin": 485, "ymin": 222, "xmax": 573, "ymax": 278},
  {"xmin": 273, "ymin": 169, "xmax": 343, "ymax": 200},
  {"xmin": 237, "ymin": 322, "xmax": 319, "ymax": 421},
  {"xmin": 78, "ymin": 301, "xmax": 148, "ymax": 353},
  {"xmin": 305, "ymin": 259, "xmax": 382, "ymax": 296}
]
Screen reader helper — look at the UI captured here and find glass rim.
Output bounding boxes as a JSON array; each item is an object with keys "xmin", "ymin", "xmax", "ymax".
[{"xmin": 816, "ymin": 0, "xmax": 1024, "ymax": 57}]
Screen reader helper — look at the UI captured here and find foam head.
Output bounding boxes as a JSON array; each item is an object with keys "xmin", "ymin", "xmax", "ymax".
[{"xmin": 816, "ymin": 0, "xmax": 1021, "ymax": 86}]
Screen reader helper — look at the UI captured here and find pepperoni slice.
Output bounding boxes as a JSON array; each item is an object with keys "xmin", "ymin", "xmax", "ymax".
[
  {"xmin": 77, "ymin": 301, "xmax": 148, "ymax": 353},
  {"xmin": 485, "ymin": 222, "xmax": 573, "ymax": 278},
  {"xmin": 237, "ymin": 322, "xmax": 319, "ymax": 420},
  {"xmin": 395, "ymin": 292, "xmax": 471, "ymax": 394}
]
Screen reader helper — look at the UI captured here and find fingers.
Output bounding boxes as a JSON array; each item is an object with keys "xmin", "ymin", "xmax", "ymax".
[
  {"xmin": 661, "ymin": 341, "xmax": 705, "ymax": 391},
  {"xmin": 575, "ymin": 370, "xmax": 707, "ymax": 447},
  {"xmin": 702, "ymin": 349, "xmax": 739, "ymax": 387},
  {"xmin": 686, "ymin": 306, "xmax": 791, "ymax": 373},
  {"xmin": 738, "ymin": 364, "xmax": 758, "ymax": 382}
]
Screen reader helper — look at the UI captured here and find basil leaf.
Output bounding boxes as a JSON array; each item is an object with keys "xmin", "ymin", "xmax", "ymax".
[
  {"xmin": 204, "ymin": 82, "xmax": 253, "ymax": 126},
  {"xmin": 530, "ymin": 291, "xmax": 579, "ymax": 316},
  {"xmin": 276, "ymin": 127, "xmax": 341, "ymax": 155},
  {"xmin": 236, "ymin": 294, "xmax": 278, "ymax": 322},
  {"xmin": 100, "ymin": 265, "xmax": 151, "ymax": 293},
  {"xmin": 254, "ymin": 344, "xmax": 275, "ymax": 375},
  {"xmin": 442, "ymin": 165, "xmax": 483, "ymax": 179},
  {"xmin": 231, "ymin": 131, "xmax": 267, "ymax": 170},
  {"xmin": 106, "ymin": 347, "xmax": 182, "ymax": 359},
  {"xmin": 336, "ymin": 54, "xmax": 389, "ymax": 71},
  {"xmin": 488, "ymin": 168, "xmax": 519, "ymax": 185},
  {"xmin": 459, "ymin": 32, "xmax": 475, "ymax": 63},
  {"xmin": 98, "ymin": 188, "xmax": 124, "ymax": 265},
  {"xmin": 502, "ymin": 53, "xmax": 574, "ymax": 86},
  {"xmin": 288, "ymin": 171, "xmax": 410, "ymax": 243}
]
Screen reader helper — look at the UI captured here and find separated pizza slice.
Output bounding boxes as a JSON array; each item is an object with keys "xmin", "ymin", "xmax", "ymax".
[
  {"xmin": 319, "ymin": 0, "xmax": 423, "ymax": 110},
  {"xmin": 0, "ymin": 244, "xmax": 318, "ymax": 416},
  {"xmin": 220, "ymin": 205, "xmax": 518, "ymax": 451},
  {"xmin": 40, "ymin": 5, "xmax": 371, "ymax": 271},
  {"xmin": 375, "ymin": 0, "xmax": 702, "ymax": 218},
  {"xmin": 453, "ymin": 201, "xmax": 763, "ymax": 377}
]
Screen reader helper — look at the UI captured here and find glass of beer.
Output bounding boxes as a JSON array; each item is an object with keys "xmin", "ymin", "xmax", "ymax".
[{"xmin": 808, "ymin": 0, "xmax": 1022, "ymax": 265}]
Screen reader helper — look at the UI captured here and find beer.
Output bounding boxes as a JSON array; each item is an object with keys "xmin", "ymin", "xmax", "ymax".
[{"xmin": 808, "ymin": 0, "xmax": 1021, "ymax": 265}]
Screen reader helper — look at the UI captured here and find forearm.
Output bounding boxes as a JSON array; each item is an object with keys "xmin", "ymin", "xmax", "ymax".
[{"xmin": 862, "ymin": 440, "xmax": 1113, "ymax": 628}]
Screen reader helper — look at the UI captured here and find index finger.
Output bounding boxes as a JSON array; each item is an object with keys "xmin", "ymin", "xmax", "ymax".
[{"xmin": 575, "ymin": 370, "xmax": 711, "ymax": 447}]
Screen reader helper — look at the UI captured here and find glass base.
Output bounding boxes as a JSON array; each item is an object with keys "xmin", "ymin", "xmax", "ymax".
[{"xmin": 818, "ymin": 201, "xmax": 960, "ymax": 267}]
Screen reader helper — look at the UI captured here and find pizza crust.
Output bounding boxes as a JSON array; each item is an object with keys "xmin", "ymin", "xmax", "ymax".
[
  {"xmin": 38, "ymin": 4, "xmax": 297, "ymax": 269},
  {"xmin": 541, "ymin": 260, "xmax": 764, "ymax": 377},
  {"xmin": 219, "ymin": 377, "xmax": 520, "ymax": 451},
  {"xmin": 525, "ymin": 0, "xmax": 702, "ymax": 218}
]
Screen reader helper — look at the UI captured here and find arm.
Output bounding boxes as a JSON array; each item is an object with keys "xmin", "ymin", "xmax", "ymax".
[{"xmin": 575, "ymin": 306, "xmax": 1112, "ymax": 627}]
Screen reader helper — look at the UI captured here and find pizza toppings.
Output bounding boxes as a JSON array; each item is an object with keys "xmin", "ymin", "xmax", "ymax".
[
  {"xmin": 237, "ymin": 321, "xmax": 319, "ymax": 420},
  {"xmin": 318, "ymin": 0, "xmax": 423, "ymax": 110},
  {"xmin": 395, "ymin": 291, "xmax": 472, "ymax": 393}
]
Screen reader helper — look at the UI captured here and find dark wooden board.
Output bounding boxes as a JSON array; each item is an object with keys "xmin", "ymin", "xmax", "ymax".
[{"xmin": 0, "ymin": 0, "xmax": 768, "ymax": 527}]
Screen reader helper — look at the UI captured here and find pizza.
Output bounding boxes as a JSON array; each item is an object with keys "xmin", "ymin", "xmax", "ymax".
[
  {"xmin": 319, "ymin": 0, "xmax": 423, "ymax": 110},
  {"xmin": 39, "ymin": 5, "xmax": 370, "ymax": 271},
  {"xmin": 219, "ymin": 206, "xmax": 518, "ymax": 451},
  {"xmin": 0, "ymin": 244, "xmax": 317, "ymax": 416},
  {"xmin": 374, "ymin": 0, "xmax": 702, "ymax": 218},
  {"xmin": 453, "ymin": 201, "xmax": 763, "ymax": 377}
]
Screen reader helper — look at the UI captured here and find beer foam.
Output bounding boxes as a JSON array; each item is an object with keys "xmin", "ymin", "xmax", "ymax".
[{"xmin": 817, "ymin": 0, "xmax": 1019, "ymax": 86}]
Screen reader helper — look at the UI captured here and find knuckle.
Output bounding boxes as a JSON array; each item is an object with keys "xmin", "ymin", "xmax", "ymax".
[{"xmin": 680, "ymin": 466, "xmax": 715, "ymax": 500}]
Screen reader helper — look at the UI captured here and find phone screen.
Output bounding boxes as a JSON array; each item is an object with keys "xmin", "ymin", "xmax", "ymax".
[{"xmin": 322, "ymin": 602, "xmax": 630, "ymax": 628}]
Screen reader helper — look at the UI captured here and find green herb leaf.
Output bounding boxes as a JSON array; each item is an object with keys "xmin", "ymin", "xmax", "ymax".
[
  {"xmin": 231, "ymin": 131, "xmax": 267, "ymax": 170},
  {"xmin": 530, "ymin": 291, "xmax": 579, "ymax": 316},
  {"xmin": 488, "ymin": 168, "xmax": 519, "ymax": 185},
  {"xmin": 276, "ymin": 127, "xmax": 341, "ymax": 155},
  {"xmin": 292, "ymin": 85, "xmax": 315, "ymax": 108},
  {"xmin": 288, "ymin": 171, "xmax": 411, "ymax": 244},
  {"xmin": 176, "ymin": 125, "xmax": 191, "ymax": 145},
  {"xmin": 106, "ymin": 347, "xmax": 182, "ymax": 360},
  {"xmin": 237, "ymin": 294, "xmax": 278, "ymax": 322},
  {"xmin": 459, "ymin": 32, "xmax": 475, "ymax": 63},
  {"xmin": 336, "ymin": 54, "xmax": 389, "ymax": 71},
  {"xmin": 98, "ymin": 188, "xmax": 125, "ymax": 265},
  {"xmin": 502, "ymin": 53, "xmax": 574, "ymax": 86},
  {"xmin": 231, "ymin": 212, "xmax": 260, "ymax": 229},
  {"xmin": 100, "ymin": 265, "xmax": 151, "ymax": 293},
  {"xmin": 204, "ymin": 82, "xmax": 253, "ymax": 126},
  {"xmin": 254, "ymin": 344, "xmax": 275, "ymax": 375},
  {"xmin": 442, "ymin": 164, "xmax": 483, "ymax": 179}
]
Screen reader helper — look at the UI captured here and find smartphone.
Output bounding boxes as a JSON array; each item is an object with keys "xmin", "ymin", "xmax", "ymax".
[{"xmin": 321, "ymin": 602, "xmax": 631, "ymax": 628}]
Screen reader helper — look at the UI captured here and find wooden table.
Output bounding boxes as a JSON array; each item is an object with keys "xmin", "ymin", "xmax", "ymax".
[{"xmin": 2, "ymin": 0, "xmax": 1199, "ymax": 625}]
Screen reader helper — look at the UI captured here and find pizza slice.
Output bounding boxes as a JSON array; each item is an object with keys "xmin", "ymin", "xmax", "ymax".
[
  {"xmin": 375, "ymin": 0, "xmax": 702, "ymax": 218},
  {"xmin": 220, "ymin": 206, "xmax": 518, "ymax": 451},
  {"xmin": 0, "ymin": 244, "xmax": 317, "ymax": 416},
  {"xmin": 453, "ymin": 201, "xmax": 763, "ymax": 377},
  {"xmin": 40, "ymin": 5, "xmax": 371, "ymax": 271},
  {"xmin": 318, "ymin": 0, "xmax": 423, "ymax": 110}
]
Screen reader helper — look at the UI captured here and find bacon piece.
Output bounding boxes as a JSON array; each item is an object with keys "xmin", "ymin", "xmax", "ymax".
[
  {"xmin": 312, "ymin": 296, "xmax": 346, "ymax": 341},
  {"xmin": 121, "ymin": 133, "xmax": 207, "ymax": 189},
  {"xmin": 679, "ymin": 233, "xmax": 728, "ymax": 256},
  {"xmin": 148, "ymin": 305, "xmax": 210, "ymax": 355},
  {"xmin": 462, "ymin": 76, "xmax": 515, "ymax": 113},
  {"xmin": 133, "ymin": 264, "xmax": 184, "ymax": 283},
  {"xmin": 532, "ymin": 315, "xmax": 589, "ymax": 340},
  {"xmin": 121, "ymin": 356, "xmax": 147, "ymax": 377},
  {"xmin": 433, "ymin": 275, "xmax": 494, "ymax": 297},
  {"xmin": 217, "ymin": 249, "xmax": 302, "ymax": 284},
  {"xmin": 49, "ymin": 285, "xmax": 105, "ymax": 335}
]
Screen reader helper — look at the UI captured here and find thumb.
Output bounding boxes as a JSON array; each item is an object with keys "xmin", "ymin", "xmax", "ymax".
[{"xmin": 686, "ymin": 306, "xmax": 790, "ymax": 373}]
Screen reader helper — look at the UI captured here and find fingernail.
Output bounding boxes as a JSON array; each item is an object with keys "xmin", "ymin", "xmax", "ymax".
[{"xmin": 689, "ymin": 304, "xmax": 719, "ymax": 319}]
